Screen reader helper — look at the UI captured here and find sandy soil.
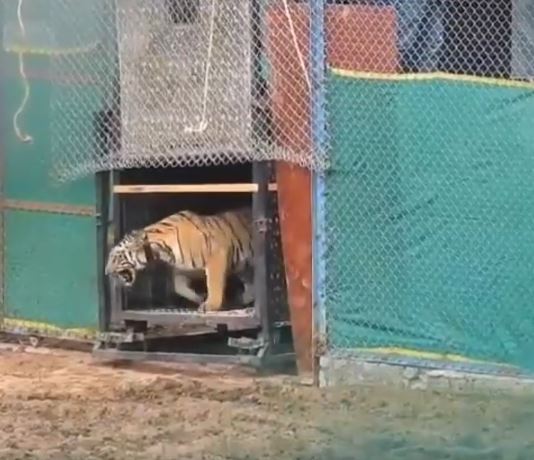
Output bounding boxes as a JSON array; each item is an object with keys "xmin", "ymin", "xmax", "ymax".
[{"xmin": 1, "ymin": 343, "xmax": 533, "ymax": 460}]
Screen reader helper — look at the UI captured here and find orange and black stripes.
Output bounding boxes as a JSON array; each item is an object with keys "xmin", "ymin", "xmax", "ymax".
[{"xmin": 106, "ymin": 206, "xmax": 254, "ymax": 311}]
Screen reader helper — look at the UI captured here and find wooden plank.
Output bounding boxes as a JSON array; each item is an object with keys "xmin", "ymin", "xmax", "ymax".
[{"xmin": 113, "ymin": 183, "xmax": 278, "ymax": 194}]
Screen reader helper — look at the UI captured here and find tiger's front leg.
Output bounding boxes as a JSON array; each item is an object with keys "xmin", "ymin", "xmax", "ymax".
[{"xmin": 198, "ymin": 249, "xmax": 229, "ymax": 313}]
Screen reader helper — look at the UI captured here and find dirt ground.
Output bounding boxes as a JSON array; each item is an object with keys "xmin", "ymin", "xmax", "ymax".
[{"xmin": 1, "ymin": 344, "xmax": 534, "ymax": 460}]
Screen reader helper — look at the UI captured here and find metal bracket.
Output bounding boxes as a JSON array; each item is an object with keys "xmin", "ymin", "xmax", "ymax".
[
  {"xmin": 254, "ymin": 217, "xmax": 270, "ymax": 234},
  {"xmin": 227, "ymin": 335, "xmax": 265, "ymax": 351}
]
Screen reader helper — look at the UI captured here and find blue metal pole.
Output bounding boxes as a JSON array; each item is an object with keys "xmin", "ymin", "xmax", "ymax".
[{"xmin": 310, "ymin": 0, "xmax": 327, "ymax": 371}]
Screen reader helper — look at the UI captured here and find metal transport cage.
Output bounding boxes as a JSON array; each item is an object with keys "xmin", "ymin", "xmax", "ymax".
[
  {"xmin": 83, "ymin": 0, "xmax": 297, "ymax": 368},
  {"xmin": 93, "ymin": 104, "xmax": 294, "ymax": 369},
  {"xmin": 94, "ymin": 162, "xmax": 294, "ymax": 369}
]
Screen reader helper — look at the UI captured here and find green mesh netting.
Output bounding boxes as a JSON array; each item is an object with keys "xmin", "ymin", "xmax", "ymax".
[{"xmin": 325, "ymin": 71, "xmax": 534, "ymax": 370}]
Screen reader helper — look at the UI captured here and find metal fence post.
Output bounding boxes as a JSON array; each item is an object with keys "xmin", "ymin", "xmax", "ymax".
[{"xmin": 310, "ymin": 0, "xmax": 328, "ymax": 381}]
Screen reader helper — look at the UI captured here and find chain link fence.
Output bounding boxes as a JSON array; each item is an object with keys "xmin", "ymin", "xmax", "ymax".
[
  {"xmin": 2, "ymin": 0, "xmax": 328, "ymax": 181},
  {"xmin": 4, "ymin": 0, "xmax": 534, "ymax": 372},
  {"xmin": 324, "ymin": 0, "xmax": 534, "ymax": 372}
]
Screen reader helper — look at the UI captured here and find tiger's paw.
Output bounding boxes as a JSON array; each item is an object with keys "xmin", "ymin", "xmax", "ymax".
[{"xmin": 198, "ymin": 301, "xmax": 221, "ymax": 313}]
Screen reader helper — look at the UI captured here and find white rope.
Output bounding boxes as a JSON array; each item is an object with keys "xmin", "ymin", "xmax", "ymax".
[
  {"xmin": 185, "ymin": 0, "xmax": 217, "ymax": 133},
  {"xmin": 16, "ymin": 0, "xmax": 26, "ymax": 36},
  {"xmin": 184, "ymin": 0, "xmax": 309, "ymax": 135},
  {"xmin": 282, "ymin": 0, "xmax": 311, "ymax": 92},
  {"xmin": 13, "ymin": 0, "xmax": 33, "ymax": 144}
]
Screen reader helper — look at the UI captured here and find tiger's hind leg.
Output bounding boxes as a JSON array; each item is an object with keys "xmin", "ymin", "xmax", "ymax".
[
  {"xmin": 173, "ymin": 272, "xmax": 205, "ymax": 305},
  {"xmin": 236, "ymin": 266, "xmax": 255, "ymax": 306},
  {"xmin": 198, "ymin": 249, "xmax": 229, "ymax": 313}
]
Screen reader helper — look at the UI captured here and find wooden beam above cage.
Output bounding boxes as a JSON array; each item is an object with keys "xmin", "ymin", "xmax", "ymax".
[{"xmin": 113, "ymin": 183, "xmax": 278, "ymax": 194}]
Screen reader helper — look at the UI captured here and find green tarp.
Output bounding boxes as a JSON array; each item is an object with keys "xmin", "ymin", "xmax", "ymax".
[
  {"xmin": 0, "ymin": 1, "xmax": 99, "ymax": 331},
  {"xmin": 325, "ymin": 72, "xmax": 534, "ymax": 370}
]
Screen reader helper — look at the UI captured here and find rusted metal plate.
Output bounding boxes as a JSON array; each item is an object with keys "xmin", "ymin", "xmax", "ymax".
[
  {"xmin": 325, "ymin": 4, "xmax": 399, "ymax": 72},
  {"xmin": 266, "ymin": 4, "xmax": 313, "ymax": 375},
  {"xmin": 276, "ymin": 163, "xmax": 313, "ymax": 374}
]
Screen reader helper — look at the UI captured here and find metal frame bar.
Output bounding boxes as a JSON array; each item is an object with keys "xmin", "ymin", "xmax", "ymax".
[
  {"xmin": 252, "ymin": 161, "xmax": 273, "ymax": 349},
  {"xmin": 93, "ymin": 343, "xmax": 263, "ymax": 366},
  {"xmin": 109, "ymin": 169, "xmax": 125, "ymax": 327},
  {"xmin": 310, "ymin": 0, "xmax": 328, "ymax": 382},
  {"xmin": 249, "ymin": 0, "xmax": 275, "ymax": 355},
  {"xmin": 104, "ymin": 0, "xmax": 123, "ymax": 330},
  {"xmin": 93, "ymin": 341, "xmax": 295, "ymax": 370},
  {"xmin": 119, "ymin": 308, "xmax": 259, "ymax": 331},
  {"xmin": 95, "ymin": 170, "xmax": 111, "ymax": 332}
]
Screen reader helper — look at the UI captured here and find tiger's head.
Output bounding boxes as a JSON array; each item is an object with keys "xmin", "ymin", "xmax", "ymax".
[{"xmin": 105, "ymin": 230, "xmax": 150, "ymax": 288}]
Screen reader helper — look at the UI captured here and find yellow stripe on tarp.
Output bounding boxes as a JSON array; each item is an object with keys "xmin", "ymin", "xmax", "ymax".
[
  {"xmin": 355, "ymin": 346, "xmax": 513, "ymax": 369},
  {"xmin": 330, "ymin": 67, "xmax": 534, "ymax": 90},
  {"xmin": 1, "ymin": 317, "xmax": 98, "ymax": 341}
]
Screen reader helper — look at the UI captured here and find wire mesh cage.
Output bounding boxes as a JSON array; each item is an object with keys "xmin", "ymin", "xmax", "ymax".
[{"xmin": 43, "ymin": 0, "xmax": 327, "ymax": 182}]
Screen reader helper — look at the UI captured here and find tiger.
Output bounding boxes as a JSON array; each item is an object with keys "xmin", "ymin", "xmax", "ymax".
[{"xmin": 105, "ymin": 207, "xmax": 255, "ymax": 312}]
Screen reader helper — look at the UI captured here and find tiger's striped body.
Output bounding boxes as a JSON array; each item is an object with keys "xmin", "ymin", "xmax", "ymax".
[{"xmin": 105, "ymin": 207, "xmax": 254, "ymax": 312}]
